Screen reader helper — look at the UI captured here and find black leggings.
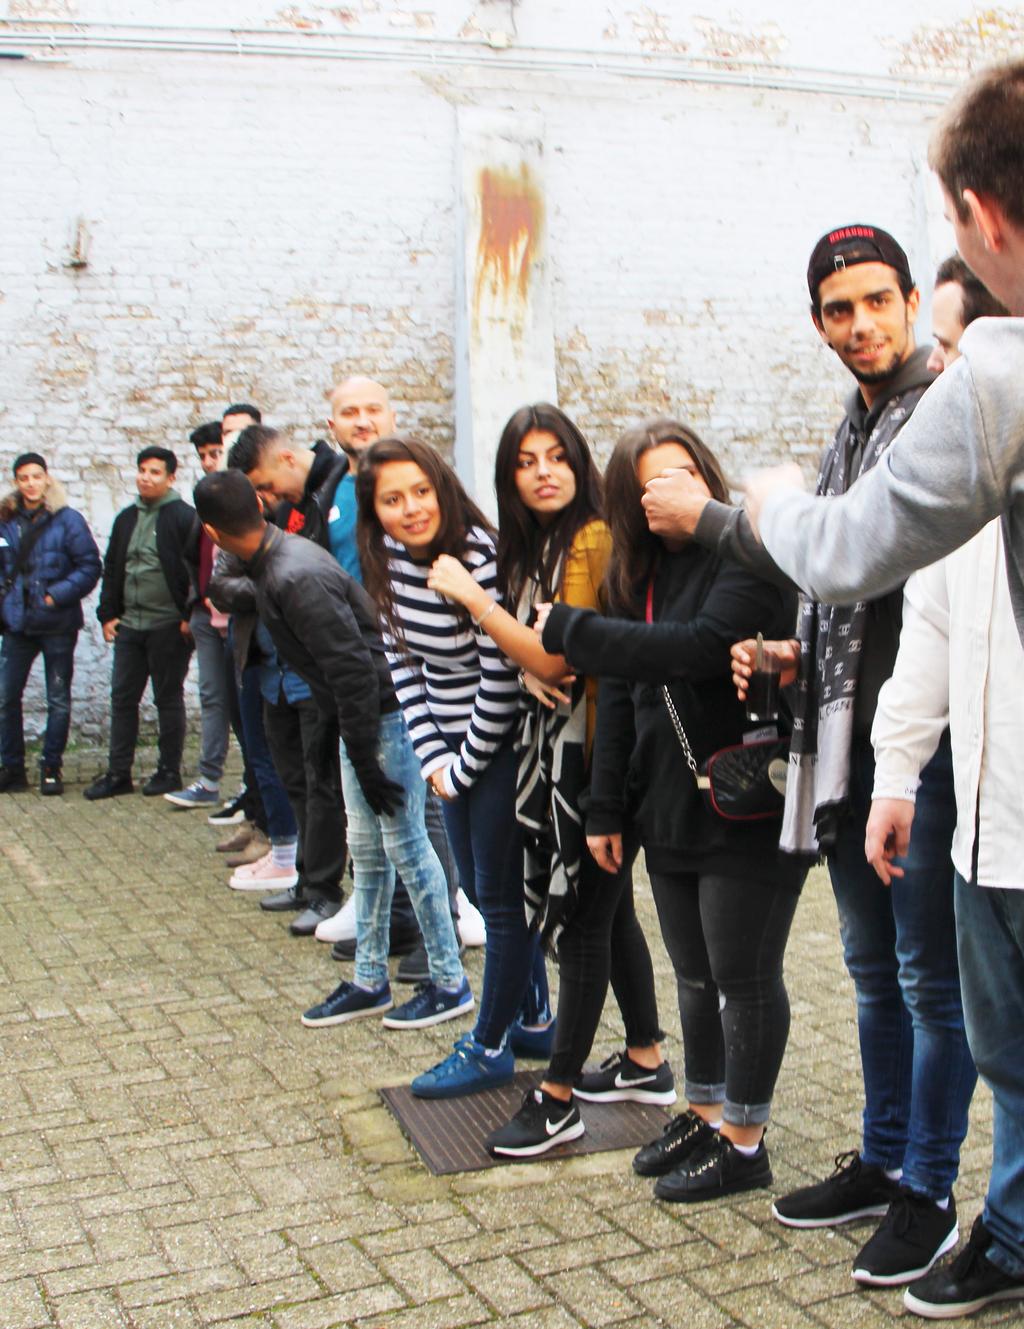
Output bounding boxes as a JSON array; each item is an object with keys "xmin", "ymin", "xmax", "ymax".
[
  {"xmin": 547, "ymin": 839, "xmax": 665, "ymax": 1086},
  {"xmin": 648, "ymin": 869, "xmax": 801, "ymax": 1127}
]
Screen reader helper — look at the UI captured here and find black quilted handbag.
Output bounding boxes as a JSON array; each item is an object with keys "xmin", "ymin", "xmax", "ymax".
[{"xmin": 662, "ymin": 686, "xmax": 788, "ymax": 822}]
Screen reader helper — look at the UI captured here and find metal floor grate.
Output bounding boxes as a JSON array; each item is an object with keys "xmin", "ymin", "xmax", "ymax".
[{"xmin": 379, "ymin": 1070, "xmax": 671, "ymax": 1175}]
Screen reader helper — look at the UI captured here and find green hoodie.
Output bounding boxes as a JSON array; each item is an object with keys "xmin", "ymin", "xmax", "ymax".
[{"xmin": 121, "ymin": 491, "xmax": 180, "ymax": 630}]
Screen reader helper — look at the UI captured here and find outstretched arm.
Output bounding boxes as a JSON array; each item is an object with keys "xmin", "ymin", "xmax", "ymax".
[{"xmin": 754, "ymin": 344, "xmax": 1010, "ymax": 605}]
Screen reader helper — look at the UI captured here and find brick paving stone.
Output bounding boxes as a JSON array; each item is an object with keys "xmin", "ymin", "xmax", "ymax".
[
  {"xmin": 0, "ymin": 753, "xmax": 999, "ymax": 1329},
  {"xmin": 378, "ymin": 1247, "xmax": 467, "ymax": 1302},
  {"xmin": 50, "ymin": 1288, "xmax": 130, "ymax": 1328},
  {"xmin": 4, "ymin": 1277, "xmax": 54, "ymax": 1329},
  {"xmin": 459, "ymin": 1254, "xmax": 553, "ymax": 1316},
  {"xmin": 273, "ymin": 1282, "xmax": 408, "ymax": 1329},
  {"xmin": 545, "ymin": 1266, "xmax": 642, "ymax": 1326}
]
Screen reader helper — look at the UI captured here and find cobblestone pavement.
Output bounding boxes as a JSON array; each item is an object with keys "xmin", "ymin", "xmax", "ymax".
[{"xmin": 0, "ymin": 749, "xmax": 1011, "ymax": 1329}]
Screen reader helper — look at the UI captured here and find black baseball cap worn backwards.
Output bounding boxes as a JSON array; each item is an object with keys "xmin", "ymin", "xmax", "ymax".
[{"xmin": 807, "ymin": 224, "xmax": 913, "ymax": 300}]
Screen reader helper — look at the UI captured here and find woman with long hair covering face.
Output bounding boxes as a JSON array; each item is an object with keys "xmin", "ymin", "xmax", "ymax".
[{"xmin": 540, "ymin": 418, "xmax": 806, "ymax": 1200}]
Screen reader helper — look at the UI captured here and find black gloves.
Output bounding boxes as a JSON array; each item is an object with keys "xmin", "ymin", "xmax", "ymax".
[{"xmin": 356, "ymin": 763, "xmax": 405, "ymax": 817}]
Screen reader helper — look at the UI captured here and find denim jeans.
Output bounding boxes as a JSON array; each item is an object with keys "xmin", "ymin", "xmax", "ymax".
[
  {"xmin": 828, "ymin": 733, "xmax": 976, "ymax": 1199},
  {"xmin": 648, "ymin": 867, "xmax": 801, "ymax": 1126},
  {"xmin": 441, "ymin": 739, "xmax": 550, "ymax": 1050},
  {"xmin": 108, "ymin": 622, "xmax": 192, "ymax": 778},
  {"xmin": 237, "ymin": 662, "xmax": 296, "ymax": 843},
  {"xmin": 263, "ymin": 694, "xmax": 345, "ymax": 903},
  {"xmin": 339, "ymin": 710, "xmax": 463, "ymax": 990},
  {"xmin": 388, "ymin": 791, "xmax": 459, "ymax": 939},
  {"xmin": 0, "ymin": 630, "xmax": 77, "ymax": 769},
  {"xmin": 547, "ymin": 836, "xmax": 665, "ymax": 1086},
  {"xmin": 189, "ymin": 607, "xmax": 230, "ymax": 787},
  {"xmin": 954, "ymin": 873, "xmax": 1024, "ymax": 1278}
]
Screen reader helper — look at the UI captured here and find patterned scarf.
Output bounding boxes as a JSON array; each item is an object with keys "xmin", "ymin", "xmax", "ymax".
[
  {"xmin": 781, "ymin": 413, "xmax": 897, "ymax": 854},
  {"xmin": 515, "ymin": 564, "xmax": 590, "ymax": 953}
]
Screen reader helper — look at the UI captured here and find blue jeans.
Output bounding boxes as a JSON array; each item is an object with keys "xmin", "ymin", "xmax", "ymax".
[
  {"xmin": 339, "ymin": 710, "xmax": 463, "ymax": 990},
  {"xmin": 828, "ymin": 733, "xmax": 976, "ymax": 1199},
  {"xmin": 441, "ymin": 739, "xmax": 549, "ymax": 1050},
  {"xmin": 954, "ymin": 873, "xmax": 1024, "ymax": 1278},
  {"xmin": 189, "ymin": 607, "xmax": 230, "ymax": 787},
  {"xmin": 0, "ymin": 630, "xmax": 77, "ymax": 769},
  {"xmin": 237, "ymin": 662, "xmax": 296, "ymax": 843}
]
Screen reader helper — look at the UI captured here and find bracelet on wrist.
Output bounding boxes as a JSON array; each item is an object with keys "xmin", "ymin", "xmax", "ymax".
[{"xmin": 472, "ymin": 601, "xmax": 497, "ymax": 628}]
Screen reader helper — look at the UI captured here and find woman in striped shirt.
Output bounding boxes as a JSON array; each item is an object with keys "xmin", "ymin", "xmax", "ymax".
[
  {"xmin": 426, "ymin": 404, "xmax": 672, "ymax": 1159},
  {"xmin": 356, "ymin": 436, "xmax": 550, "ymax": 1099}
]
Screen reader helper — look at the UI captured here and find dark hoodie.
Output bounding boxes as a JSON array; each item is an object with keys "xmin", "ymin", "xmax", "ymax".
[
  {"xmin": 273, "ymin": 440, "xmax": 350, "ymax": 549},
  {"xmin": 695, "ymin": 345, "xmax": 936, "ymax": 735}
]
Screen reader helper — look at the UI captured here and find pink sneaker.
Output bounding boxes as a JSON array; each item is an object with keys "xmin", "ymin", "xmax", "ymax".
[{"xmin": 228, "ymin": 852, "xmax": 299, "ymax": 892}]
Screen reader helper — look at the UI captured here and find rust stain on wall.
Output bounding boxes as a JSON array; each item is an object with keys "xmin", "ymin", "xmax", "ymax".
[{"xmin": 473, "ymin": 163, "xmax": 543, "ymax": 319}]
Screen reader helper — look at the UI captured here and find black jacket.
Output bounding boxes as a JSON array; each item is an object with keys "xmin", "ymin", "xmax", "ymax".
[
  {"xmin": 241, "ymin": 525, "xmax": 397, "ymax": 783},
  {"xmin": 695, "ymin": 346, "xmax": 936, "ymax": 737},
  {"xmin": 274, "ymin": 440, "xmax": 350, "ymax": 548},
  {"xmin": 97, "ymin": 497, "xmax": 198, "ymax": 625},
  {"xmin": 543, "ymin": 542, "xmax": 801, "ymax": 880}
]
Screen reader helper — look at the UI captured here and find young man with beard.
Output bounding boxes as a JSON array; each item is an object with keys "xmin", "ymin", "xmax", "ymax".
[{"xmin": 642, "ymin": 226, "xmax": 975, "ymax": 1289}]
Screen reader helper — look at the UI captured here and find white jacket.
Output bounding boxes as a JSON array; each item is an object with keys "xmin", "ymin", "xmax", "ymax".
[{"xmin": 871, "ymin": 520, "xmax": 1024, "ymax": 889}]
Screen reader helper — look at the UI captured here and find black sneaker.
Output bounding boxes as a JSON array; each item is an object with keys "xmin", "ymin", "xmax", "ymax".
[
  {"xmin": 83, "ymin": 772, "xmax": 134, "ymax": 801},
  {"xmin": 904, "ymin": 1216, "xmax": 1024, "ymax": 1319},
  {"xmin": 142, "ymin": 768, "xmax": 181, "ymax": 797},
  {"xmin": 39, "ymin": 766, "xmax": 64, "ymax": 796},
  {"xmin": 485, "ymin": 1089, "xmax": 585, "ymax": 1159},
  {"xmin": 654, "ymin": 1133, "xmax": 773, "ymax": 1203},
  {"xmin": 574, "ymin": 1049, "xmax": 677, "ymax": 1105},
  {"xmin": 852, "ymin": 1191, "xmax": 959, "ymax": 1286},
  {"xmin": 771, "ymin": 1150, "xmax": 900, "ymax": 1228},
  {"xmin": 259, "ymin": 885, "xmax": 305, "ymax": 912},
  {"xmin": 632, "ymin": 1109, "xmax": 716, "ymax": 1177},
  {"xmin": 395, "ymin": 939, "xmax": 466, "ymax": 985},
  {"xmin": 0, "ymin": 766, "xmax": 28, "ymax": 792},
  {"xmin": 208, "ymin": 788, "xmax": 247, "ymax": 825}
]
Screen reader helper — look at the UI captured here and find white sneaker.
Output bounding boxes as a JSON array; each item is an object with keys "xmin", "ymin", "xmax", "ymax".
[
  {"xmin": 456, "ymin": 889, "xmax": 486, "ymax": 947},
  {"xmin": 228, "ymin": 852, "xmax": 299, "ymax": 892},
  {"xmin": 315, "ymin": 894, "xmax": 357, "ymax": 942}
]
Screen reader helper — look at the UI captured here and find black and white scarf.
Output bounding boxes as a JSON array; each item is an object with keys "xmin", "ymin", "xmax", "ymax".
[
  {"xmin": 781, "ymin": 416, "xmax": 893, "ymax": 854},
  {"xmin": 515, "ymin": 568, "xmax": 589, "ymax": 953}
]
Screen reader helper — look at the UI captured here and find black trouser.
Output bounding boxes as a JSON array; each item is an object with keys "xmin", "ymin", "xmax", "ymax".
[
  {"xmin": 108, "ymin": 622, "xmax": 192, "ymax": 778},
  {"xmin": 647, "ymin": 867, "xmax": 802, "ymax": 1127},
  {"xmin": 547, "ymin": 837, "xmax": 664, "ymax": 1086},
  {"xmin": 262, "ymin": 695, "xmax": 346, "ymax": 904}
]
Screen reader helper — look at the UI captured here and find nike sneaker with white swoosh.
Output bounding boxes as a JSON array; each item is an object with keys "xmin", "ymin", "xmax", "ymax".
[
  {"xmin": 485, "ymin": 1089, "xmax": 585, "ymax": 1158},
  {"xmin": 573, "ymin": 1050, "xmax": 677, "ymax": 1105}
]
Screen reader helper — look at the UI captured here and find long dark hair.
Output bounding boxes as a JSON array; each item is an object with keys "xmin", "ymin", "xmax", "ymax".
[
  {"xmin": 603, "ymin": 418, "xmax": 729, "ymax": 617},
  {"xmin": 494, "ymin": 403, "xmax": 604, "ymax": 608},
  {"xmin": 355, "ymin": 434, "xmax": 494, "ymax": 637}
]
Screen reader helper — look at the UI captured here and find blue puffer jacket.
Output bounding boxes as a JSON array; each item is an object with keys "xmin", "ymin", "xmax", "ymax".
[{"xmin": 0, "ymin": 480, "xmax": 101, "ymax": 636}]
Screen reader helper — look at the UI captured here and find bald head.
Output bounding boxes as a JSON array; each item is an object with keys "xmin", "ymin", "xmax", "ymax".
[{"xmin": 327, "ymin": 376, "xmax": 396, "ymax": 455}]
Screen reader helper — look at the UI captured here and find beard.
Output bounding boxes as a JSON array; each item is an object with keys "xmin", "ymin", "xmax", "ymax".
[{"xmin": 840, "ymin": 314, "xmax": 913, "ymax": 387}]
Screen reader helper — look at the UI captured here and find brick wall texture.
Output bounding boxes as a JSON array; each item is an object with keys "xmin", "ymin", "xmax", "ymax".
[{"xmin": 1, "ymin": 0, "xmax": 1019, "ymax": 740}]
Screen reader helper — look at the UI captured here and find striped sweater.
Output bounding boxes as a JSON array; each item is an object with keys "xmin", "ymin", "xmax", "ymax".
[{"xmin": 383, "ymin": 527, "xmax": 519, "ymax": 797}]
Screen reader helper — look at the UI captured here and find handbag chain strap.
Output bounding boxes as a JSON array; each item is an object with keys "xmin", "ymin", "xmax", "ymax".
[{"xmin": 661, "ymin": 686, "xmax": 710, "ymax": 790}]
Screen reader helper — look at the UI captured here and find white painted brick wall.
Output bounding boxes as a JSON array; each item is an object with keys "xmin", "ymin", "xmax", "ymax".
[{"xmin": 0, "ymin": 0, "xmax": 1014, "ymax": 744}]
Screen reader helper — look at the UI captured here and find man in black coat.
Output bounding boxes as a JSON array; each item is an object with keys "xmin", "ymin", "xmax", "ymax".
[{"xmin": 85, "ymin": 447, "xmax": 197, "ymax": 800}]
